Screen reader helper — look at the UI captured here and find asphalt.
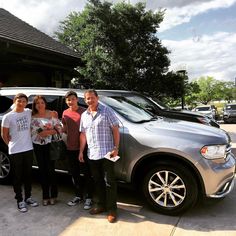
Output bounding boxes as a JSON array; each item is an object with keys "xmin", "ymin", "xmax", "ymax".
[{"xmin": 0, "ymin": 124, "xmax": 235, "ymax": 236}]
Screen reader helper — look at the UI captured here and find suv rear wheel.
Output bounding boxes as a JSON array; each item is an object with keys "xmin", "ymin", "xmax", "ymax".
[
  {"xmin": 0, "ymin": 150, "xmax": 11, "ymax": 184},
  {"xmin": 142, "ymin": 162, "xmax": 198, "ymax": 215}
]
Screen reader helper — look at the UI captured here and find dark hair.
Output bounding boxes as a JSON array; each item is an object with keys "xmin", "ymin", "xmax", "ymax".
[
  {"xmin": 13, "ymin": 93, "xmax": 28, "ymax": 103},
  {"xmin": 84, "ymin": 89, "xmax": 98, "ymax": 98},
  {"xmin": 65, "ymin": 90, "xmax": 78, "ymax": 99},
  {"xmin": 32, "ymin": 95, "xmax": 47, "ymax": 115}
]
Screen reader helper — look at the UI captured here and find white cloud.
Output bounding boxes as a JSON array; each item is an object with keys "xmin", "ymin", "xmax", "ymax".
[
  {"xmin": 159, "ymin": 0, "xmax": 236, "ymax": 32},
  {"xmin": 1, "ymin": 0, "xmax": 235, "ymax": 82},
  {"xmin": 163, "ymin": 32, "xmax": 236, "ymax": 81},
  {"xmin": 0, "ymin": 0, "xmax": 87, "ymax": 35}
]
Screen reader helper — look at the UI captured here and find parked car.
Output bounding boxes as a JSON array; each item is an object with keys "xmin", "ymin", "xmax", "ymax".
[
  {"xmin": 173, "ymin": 105, "xmax": 190, "ymax": 111},
  {"xmin": 0, "ymin": 87, "xmax": 235, "ymax": 216},
  {"xmin": 223, "ymin": 103, "xmax": 236, "ymax": 123},
  {"xmin": 97, "ymin": 90, "xmax": 219, "ymax": 128},
  {"xmin": 192, "ymin": 104, "xmax": 218, "ymax": 120}
]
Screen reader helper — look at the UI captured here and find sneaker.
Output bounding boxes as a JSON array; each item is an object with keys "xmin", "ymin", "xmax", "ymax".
[
  {"xmin": 67, "ymin": 196, "xmax": 82, "ymax": 206},
  {"xmin": 17, "ymin": 201, "xmax": 28, "ymax": 213},
  {"xmin": 83, "ymin": 198, "xmax": 92, "ymax": 210},
  {"xmin": 26, "ymin": 197, "xmax": 39, "ymax": 207}
]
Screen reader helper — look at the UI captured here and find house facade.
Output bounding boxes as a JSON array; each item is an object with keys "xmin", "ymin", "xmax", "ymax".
[{"xmin": 0, "ymin": 8, "xmax": 82, "ymax": 88}]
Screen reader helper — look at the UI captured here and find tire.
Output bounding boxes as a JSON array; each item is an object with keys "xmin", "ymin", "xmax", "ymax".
[
  {"xmin": 142, "ymin": 162, "xmax": 198, "ymax": 215},
  {"xmin": 0, "ymin": 150, "xmax": 12, "ymax": 184}
]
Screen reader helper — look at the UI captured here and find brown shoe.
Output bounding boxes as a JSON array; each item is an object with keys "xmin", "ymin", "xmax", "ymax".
[
  {"xmin": 43, "ymin": 199, "xmax": 49, "ymax": 206},
  {"xmin": 50, "ymin": 198, "xmax": 56, "ymax": 205},
  {"xmin": 107, "ymin": 212, "xmax": 117, "ymax": 223},
  {"xmin": 89, "ymin": 207, "xmax": 105, "ymax": 215}
]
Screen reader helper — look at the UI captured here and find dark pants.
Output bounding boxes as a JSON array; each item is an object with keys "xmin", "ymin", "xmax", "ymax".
[
  {"xmin": 33, "ymin": 143, "xmax": 58, "ymax": 199},
  {"xmin": 89, "ymin": 159, "xmax": 117, "ymax": 212},
  {"xmin": 11, "ymin": 150, "xmax": 34, "ymax": 203},
  {"xmin": 67, "ymin": 150, "xmax": 93, "ymax": 199}
]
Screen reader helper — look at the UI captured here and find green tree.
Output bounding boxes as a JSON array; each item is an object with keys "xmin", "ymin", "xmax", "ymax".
[
  {"xmin": 191, "ymin": 76, "xmax": 236, "ymax": 104},
  {"xmin": 56, "ymin": 0, "xmax": 183, "ymax": 97},
  {"xmin": 192, "ymin": 76, "xmax": 218, "ymax": 104}
]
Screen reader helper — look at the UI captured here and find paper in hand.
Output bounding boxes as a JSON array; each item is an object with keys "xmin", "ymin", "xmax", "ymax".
[{"xmin": 104, "ymin": 152, "xmax": 120, "ymax": 162}]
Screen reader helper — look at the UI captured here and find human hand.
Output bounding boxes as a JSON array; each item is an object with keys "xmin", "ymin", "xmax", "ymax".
[{"xmin": 78, "ymin": 152, "xmax": 84, "ymax": 162}]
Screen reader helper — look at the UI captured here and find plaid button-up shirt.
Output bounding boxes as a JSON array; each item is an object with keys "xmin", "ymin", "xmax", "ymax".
[{"xmin": 80, "ymin": 104, "xmax": 119, "ymax": 160}]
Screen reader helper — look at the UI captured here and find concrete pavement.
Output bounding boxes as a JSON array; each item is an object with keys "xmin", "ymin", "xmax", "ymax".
[{"xmin": 0, "ymin": 124, "xmax": 235, "ymax": 236}]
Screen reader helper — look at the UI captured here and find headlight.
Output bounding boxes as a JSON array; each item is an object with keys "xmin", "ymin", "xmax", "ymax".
[{"xmin": 201, "ymin": 145, "xmax": 227, "ymax": 159}]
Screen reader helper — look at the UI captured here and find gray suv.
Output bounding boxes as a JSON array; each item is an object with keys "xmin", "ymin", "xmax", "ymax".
[{"xmin": 0, "ymin": 87, "xmax": 235, "ymax": 215}]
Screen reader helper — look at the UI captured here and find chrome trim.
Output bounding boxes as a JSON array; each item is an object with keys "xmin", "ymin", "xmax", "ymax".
[{"xmin": 208, "ymin": 177, "xmax": 235, "ymax": 198}]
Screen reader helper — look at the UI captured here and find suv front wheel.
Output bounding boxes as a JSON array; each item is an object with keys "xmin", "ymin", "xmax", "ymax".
[
  {"xmin": 142, "ymin": 162, "xmax": 198, "ymax": 215},
  {"xmin": 0, "ymin": 150, "xmax": 11, "ymax": 184}
]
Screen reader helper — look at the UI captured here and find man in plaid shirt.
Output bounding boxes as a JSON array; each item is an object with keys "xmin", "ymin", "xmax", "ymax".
[{"xmin": 79, "ymin": 89, "xmax": 120, "ymax": 223}]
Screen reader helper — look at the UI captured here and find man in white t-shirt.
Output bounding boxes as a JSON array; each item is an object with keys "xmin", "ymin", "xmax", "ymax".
[{"xmin": 1, "ymin": 93, "xmax": 38, "ymax": 213}]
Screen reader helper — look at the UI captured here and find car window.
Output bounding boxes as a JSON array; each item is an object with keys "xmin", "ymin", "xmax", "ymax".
[
  {"xmin": 61, "ymin": 97, "xmax": 88, "ymax": 112},
  {"xmin": 0, "ymin": 95, "xmax": 14, "ymax": 114},
  {"xmin": 125, "ymin": 95, "xmax": 158, "ymax": 114},
  {"xmin": 226, "ymin": 104, "xmax": 236, "ymax": 110},
  {"xmin": 99, "ymin": 96, "xmax": 154, "ymax": 123},
  {"xmin": 196, "ymin": 106, "xmax": 210, "ymax": 111},
  {"xmin": 28, "ymin": 95, "xmax": 63, "ymax": 118}
]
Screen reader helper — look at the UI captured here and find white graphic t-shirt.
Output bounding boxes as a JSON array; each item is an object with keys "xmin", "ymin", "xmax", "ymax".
[{"xmin": 2, "ymin": 108, "xmax": 33, "ymax": 154}]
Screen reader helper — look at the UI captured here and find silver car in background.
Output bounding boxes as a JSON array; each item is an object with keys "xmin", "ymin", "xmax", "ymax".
[{"xmin": 0, "ymin": 87, "xmax": 235, "ymax": 215}]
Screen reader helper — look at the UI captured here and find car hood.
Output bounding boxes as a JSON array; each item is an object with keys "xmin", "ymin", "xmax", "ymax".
[
  {"xmin": 164, "ymin": 108, "xmax": 205, "ymax": 118},
  {"xmin": 143, "ymin": 117, "xmax": 229, "ymax": 144}
]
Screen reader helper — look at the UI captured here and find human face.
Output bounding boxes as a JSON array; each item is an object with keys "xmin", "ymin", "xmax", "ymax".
[
  {"xmin": 14, "ymin": 97, "xmax": 28, "ymax": 112},
  {"xmin": 35, "ymin": 98, "xmax": 46, "ymax": 112},
  {"xmin": 84, "ymin": 92, "xmax": 99, "ymax": 110},
  {"xmin": 65, "ymin": 95, "xmax": 78, "ymax": 110}
]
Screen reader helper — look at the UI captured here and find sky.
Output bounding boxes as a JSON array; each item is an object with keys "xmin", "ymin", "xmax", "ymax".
[{"xmin": 1, "ymin": 0, "xmax": 236, "ymax": 83}]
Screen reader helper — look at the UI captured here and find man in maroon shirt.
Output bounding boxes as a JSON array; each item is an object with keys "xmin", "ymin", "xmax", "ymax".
[{"xmin": 62, "ymin": 90, "xmax": 93, "ymax": 210}]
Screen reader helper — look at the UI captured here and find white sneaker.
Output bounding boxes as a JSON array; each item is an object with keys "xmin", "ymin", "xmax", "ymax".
[
  {"xmin": 18, "ymin": 201, "xmax": 28, "ymax": 213},
  {"xmin": 84, "ymin": 198, "xmax": 92, "ymax": 210},
  {"xmin": 26, "ymin": 197, "xmax": 39, "ymax": 207},
  {"xmin": 67, "ymin": 196, "xmax": 82, "ymax": 206}
]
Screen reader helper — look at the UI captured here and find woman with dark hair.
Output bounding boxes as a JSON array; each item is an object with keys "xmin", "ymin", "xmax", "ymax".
[{"xmin": 31, "ymin": 95, "xmax": 62, "ymax": 206}]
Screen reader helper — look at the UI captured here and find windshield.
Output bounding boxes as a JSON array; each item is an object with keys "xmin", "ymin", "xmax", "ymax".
[
  {"xmin": 99, "ymin": 95, "xmax": 155, "ymax": 123},
  {"xmin": 225, "ymin": 104, "xmax": 236, "ymax": 110},
  {"xmin": 196, "ymin": 106, "xmax": 210, "ymax": 111}
]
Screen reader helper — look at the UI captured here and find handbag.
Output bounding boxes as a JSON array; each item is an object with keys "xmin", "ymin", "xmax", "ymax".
[{"xmin": 50, "ymin": 130, "xmax": 67, "ymax": 161}]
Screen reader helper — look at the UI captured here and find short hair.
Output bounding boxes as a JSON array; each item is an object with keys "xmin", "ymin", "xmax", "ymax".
[
  {"xmin": 13, "ymin": 93, "xmax": 28, "ymax": 103},
  {"xmin": 65, "ymin": 90, "xmax": 78, "ymax": 99},
  {"xmin": 84, "ymin": 89, "xmax": 98, "ymax": 98},
  {"xmin": 32, "ymin": 95, "xmax": 47, "ymax": 115}
]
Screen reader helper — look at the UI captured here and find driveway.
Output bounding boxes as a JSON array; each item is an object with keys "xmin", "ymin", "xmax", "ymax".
[{"xmin": 0, "ymin": 124, "xmax": 235, "ymax": 236}]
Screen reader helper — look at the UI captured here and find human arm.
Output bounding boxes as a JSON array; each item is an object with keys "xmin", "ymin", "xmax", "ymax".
[
  {"xmin": 61, "ymin": 116, "xmax": 67, "ymax": 134},
  {"xmin": 1, "ymin": 127, "xmax": 10, "ymax": 145},
  {"xmin": 110, "ymin": 125, "xmax": 120, "ymax": 158},
  {"xmin": 50, "ymin": 110, "xmax": 58, "ymax": 119},
  {"xmin": 79, "ymin": 132, "xmax": 87, "ymax": 162}
]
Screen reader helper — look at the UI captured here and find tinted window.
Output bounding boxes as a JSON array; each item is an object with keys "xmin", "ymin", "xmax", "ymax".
[
  {"xmin": 196, "ymin": 106, "xmax": 210, "ymax": 111},
  {"xmin": 28, "ymin": 95, "xmax": 63, "ymax": 118},
  {"xmin": 0, "ymin": 95, "xmax": 14, "ymax": 114},
  {"xmin": 61, "ymin": 97, "xmax": 88, "ymax": 112},
  {"xmin": 226, "ymin": 104, "xmax": 236, "ymax": 110},
  {"xmin": 99, "ymin": 96, "xmax": 154, "ymax": 123}
]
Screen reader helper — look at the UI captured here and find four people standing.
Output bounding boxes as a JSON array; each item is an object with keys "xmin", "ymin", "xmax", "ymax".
[{"xmin": 1, "ymin": 90, "xmax": 120, "ymax": 223}]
